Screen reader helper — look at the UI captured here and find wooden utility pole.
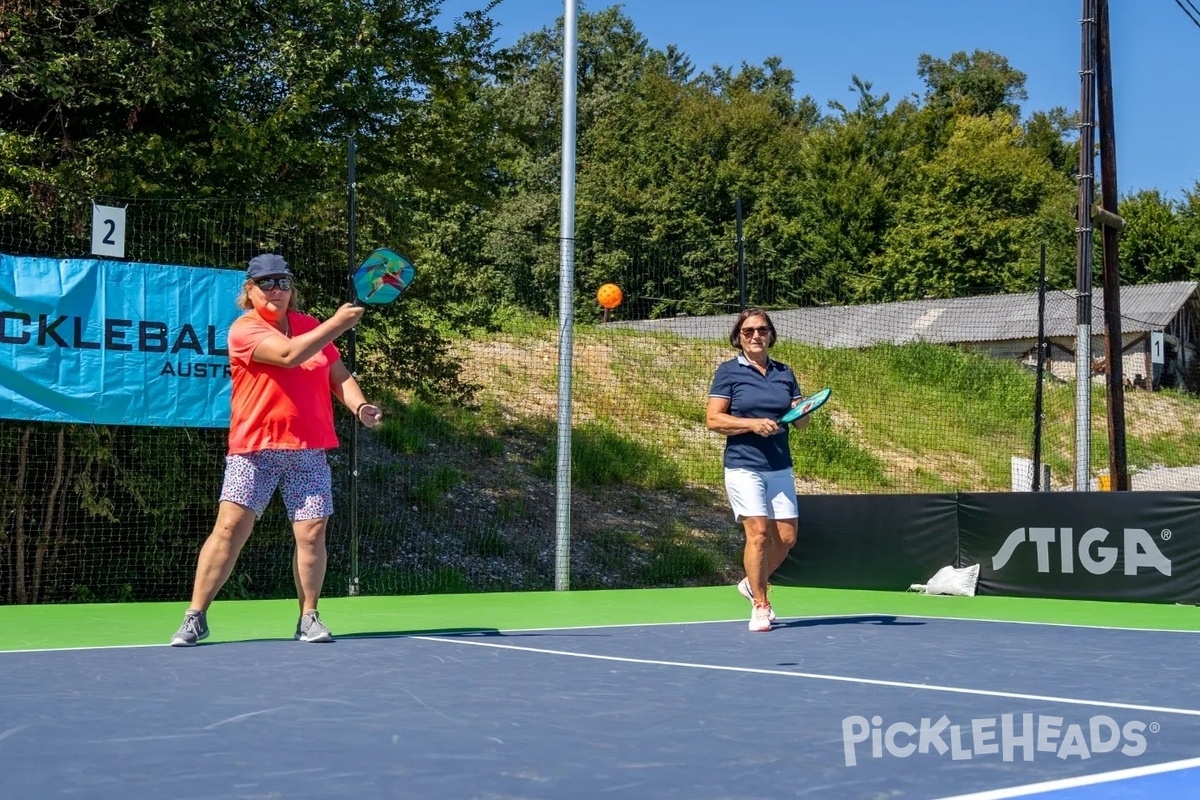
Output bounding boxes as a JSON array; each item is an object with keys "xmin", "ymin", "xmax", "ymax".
[{"xmin": 1096, "ymin": 0, "xmax": 1130, "ymax": 490}]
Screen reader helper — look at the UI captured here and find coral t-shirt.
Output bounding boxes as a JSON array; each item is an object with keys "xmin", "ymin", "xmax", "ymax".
[{"xmin": 226, "ymin": 310, "xmax": 341, "ymax": 455}]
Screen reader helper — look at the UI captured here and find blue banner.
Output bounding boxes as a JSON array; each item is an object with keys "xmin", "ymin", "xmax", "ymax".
[{"xmin": 0, "ymin": 254, "xmax": 244, "ymax": 427}]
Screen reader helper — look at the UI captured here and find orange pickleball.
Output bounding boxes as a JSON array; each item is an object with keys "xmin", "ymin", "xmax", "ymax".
[{"xmin": 597, "ymin": 283, "xmax": 623, "ymax": 310}]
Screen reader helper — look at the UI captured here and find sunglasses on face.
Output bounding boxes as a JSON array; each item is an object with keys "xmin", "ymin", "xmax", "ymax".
[
  {"xmin": 255, "ymin": 277, "xmax": 293, "ymax": 291},
  {"xmin": 740, "ymin": 326, "xmax": 771, "ymax": 338}
]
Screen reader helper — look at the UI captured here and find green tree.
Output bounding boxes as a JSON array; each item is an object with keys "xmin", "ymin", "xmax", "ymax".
[
  {"xmin": 482, "ymin": 5, "xmax": 772, "ymax": 318},
  {"xmin": 1116, "ymin": 189, "xmax": 1197, "ymax": 284},
  {"xmin": 0, "ymin": 0, "xmax": 504, "ymax": 199},
  {"xmin": 755, "ymin": 78, "xmax": 921, "ymax": 306},
  {"xmin": 918, "ymin": 50, "xmax": 1028, "ymax": 117},
  {"xmin": 912, "ymin": 50, "xmax": 1028, "ymax": 156},
  {"xmin": 477, "ymin": 5, "xmax": 662, "ymax": 314},
  {"xmin": 1176, "ymin": 183, "xmax": 1200, "ymax": 281},
  {"xmin": 1023, "ymin": 108, "xmax": 1080, "ymax": 180},
  {"xmin": 873, "ymin": 114, "xmax": 1075, "ymax": 300}
]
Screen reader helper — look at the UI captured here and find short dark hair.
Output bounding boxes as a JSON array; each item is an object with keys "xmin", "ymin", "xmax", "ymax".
[{"xmin": 729, "ymin": 307, "xmax": 777, "ymax": 349}]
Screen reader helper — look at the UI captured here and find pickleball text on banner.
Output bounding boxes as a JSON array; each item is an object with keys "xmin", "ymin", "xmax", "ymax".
[{"xmin": 0, "ymin": 254, "xmax": 244, "ymax": 427}]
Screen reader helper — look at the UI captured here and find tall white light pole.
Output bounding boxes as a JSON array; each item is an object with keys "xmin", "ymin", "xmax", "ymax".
[{"xmin": 554, "ymin": 0, "xmax": 579, "ymax": 590}]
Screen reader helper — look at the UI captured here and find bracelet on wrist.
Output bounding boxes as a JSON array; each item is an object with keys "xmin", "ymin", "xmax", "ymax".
[{"xmin": 355, "ymin": 402, "xmax": 369, "ymax": 417}]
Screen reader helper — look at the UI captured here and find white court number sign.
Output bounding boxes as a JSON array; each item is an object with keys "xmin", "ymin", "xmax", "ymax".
[
  {"xmin": 1150, "ymin": 331, "xmax": 1164, "ymax": 365},
  {"xmin": 91, "ymin": 203, "xmax": 127, "ymax": 258}
]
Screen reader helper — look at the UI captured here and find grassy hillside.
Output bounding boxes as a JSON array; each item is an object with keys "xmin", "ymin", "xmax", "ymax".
[{"xmin": 448, "ymin": 318, "xmax": 1200, "ymax": 494}]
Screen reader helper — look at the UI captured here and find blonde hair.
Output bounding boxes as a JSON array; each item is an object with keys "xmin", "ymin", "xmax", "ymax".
[{"xmin": 236, "ymin": 278, "xmax": 303, "ymax": 311}]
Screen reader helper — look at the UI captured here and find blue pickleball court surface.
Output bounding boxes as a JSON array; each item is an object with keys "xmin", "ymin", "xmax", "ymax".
[{"xmin": 2, "ymin": 609, "xmax": 1199, "ymax": 799}]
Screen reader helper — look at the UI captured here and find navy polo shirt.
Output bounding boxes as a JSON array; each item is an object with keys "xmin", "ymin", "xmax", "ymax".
[{"xmin": 709, "ymin": 354, "xmax": 802, "ymax": 470}]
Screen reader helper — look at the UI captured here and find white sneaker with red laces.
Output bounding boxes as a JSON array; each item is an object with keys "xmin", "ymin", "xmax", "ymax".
[
  {"xmin": 737, "ymin": 577, "xmax": 776, "ymax": 622},
  {"xmin": 749, "ymin": 602, "xmax": 773, "ymax": 632}
]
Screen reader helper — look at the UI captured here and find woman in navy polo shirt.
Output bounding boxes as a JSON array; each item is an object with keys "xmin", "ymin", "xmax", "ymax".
[{"xmin": 706, "ymin": 308, "xmax": 808, "ymax": 631}]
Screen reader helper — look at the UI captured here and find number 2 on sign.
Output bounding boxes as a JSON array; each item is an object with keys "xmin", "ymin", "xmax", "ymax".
[{"xmin": 91, "ymin": 203, "xmax": 126, "ymax": 258}]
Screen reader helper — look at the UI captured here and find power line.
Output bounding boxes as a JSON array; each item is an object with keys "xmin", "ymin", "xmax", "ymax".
[{"xmin": 1175, "ymin": 0, "xmax": 1200, "ymax": 29}]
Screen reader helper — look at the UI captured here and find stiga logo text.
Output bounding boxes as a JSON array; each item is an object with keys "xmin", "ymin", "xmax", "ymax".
[
  {"xmin": 990, "ymin": 527, "xmax": 1171, "ymax": 576},
  {"xmin": 842, "ymin": 714, "xmax": 1151, "ymax": 767}
]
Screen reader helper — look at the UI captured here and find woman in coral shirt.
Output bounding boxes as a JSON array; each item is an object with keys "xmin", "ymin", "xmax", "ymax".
[{"xmin": 171, "ymin": 254, "xmax": 382, "ymax": 646}]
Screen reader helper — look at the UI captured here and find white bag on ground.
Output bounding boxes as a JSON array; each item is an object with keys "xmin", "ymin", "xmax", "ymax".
[{"xmin": 908, "ymin": 564, "xmax": 980, "ymax": 597}]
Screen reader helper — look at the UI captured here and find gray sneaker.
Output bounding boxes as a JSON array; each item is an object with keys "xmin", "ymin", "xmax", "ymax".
[
  {"xmin": 170, "ymin": 610, "xmax": 209, "ymax": 647},
  {"xmin": 295, "ymin": 611, "xmax": 333, "ymax": 643}
]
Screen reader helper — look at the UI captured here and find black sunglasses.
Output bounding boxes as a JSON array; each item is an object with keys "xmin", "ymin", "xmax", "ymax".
[
  {"xmin": 740, "ymin": 326, "xmax": 771, "ymax": 338},
  {"xmin": 255, "ymin": 277, "xmax": 293, "ymax": 291}
]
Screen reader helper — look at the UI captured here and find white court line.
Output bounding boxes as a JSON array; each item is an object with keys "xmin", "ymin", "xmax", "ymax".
[
  {"xmin": 417, "ymin": 636, "xmax": 1200, "ymax": 718},
  {"xmin": 0, "ymin": 643, "xmax": 166, "ymax": 655},
  {"xmin": 930, "ymin": 755, "xmax": 1200, "ymax": 800},
  {"xmin": 882, "ymin": 611, "xmax": 1200, "ymax": 636}
]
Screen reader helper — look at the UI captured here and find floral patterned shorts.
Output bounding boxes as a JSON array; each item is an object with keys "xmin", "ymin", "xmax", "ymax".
[{"xmin": 220, "ymin": 449, "xmax": 333, "ymax": 521}]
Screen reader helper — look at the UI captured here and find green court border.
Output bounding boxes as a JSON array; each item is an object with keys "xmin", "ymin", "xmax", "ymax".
[{"xmin": 3, "ymin": 587, "xmax": 1198, "ymax": 652}]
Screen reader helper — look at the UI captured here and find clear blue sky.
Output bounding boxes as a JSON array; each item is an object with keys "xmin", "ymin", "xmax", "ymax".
[{"xmin": 438, "ymin": 0, "xmax": 1200, "ymax": 201}]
